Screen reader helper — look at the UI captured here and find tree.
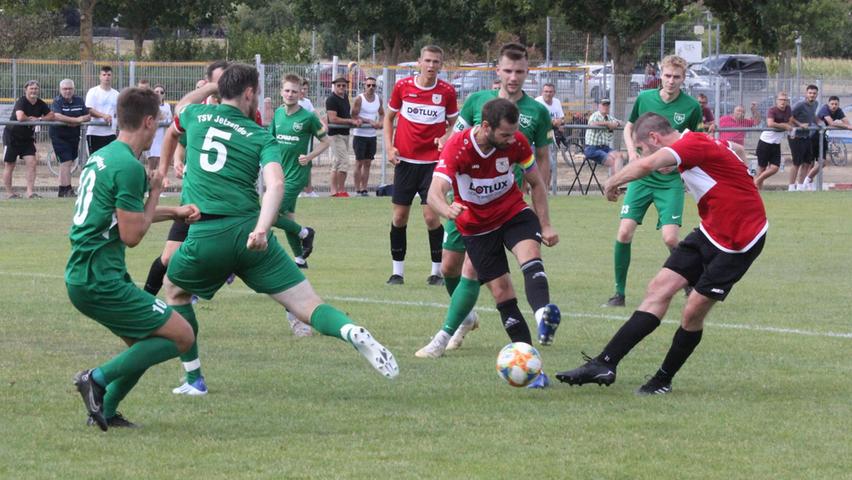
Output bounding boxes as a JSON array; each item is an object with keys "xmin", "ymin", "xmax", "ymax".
[{"xmin": 482, "ymin": 0, "xmax": 553, "ymax": 48}]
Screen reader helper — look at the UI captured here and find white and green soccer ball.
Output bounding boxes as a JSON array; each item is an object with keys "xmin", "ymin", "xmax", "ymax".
[{"xmin": 496, "ymin": 342, "xmax": 542, "ymax": 387}]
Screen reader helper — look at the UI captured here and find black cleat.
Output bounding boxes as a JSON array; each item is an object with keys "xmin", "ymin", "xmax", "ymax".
[
  {"xmin": 73, "ymin": 369, "xmax": 107, "ymax": 431},
  {"xmin": 386, "ymin": 274, "xmax": 404, "ymax": 285},
  {"xmin": 555, "ymin": 353, "xmax": 617, "ymax": 386},
  {"xmin": 88, "ymin": 412, "xmax": 139, "ymax": 428},
  {"xmin": 426, "ymin": 274, "xmax": 444, "ymax": 286},
  {"xmin": 601, "ymin": 293, "xmax": 625, "ymax": 307},
  {"xmin": 301, "ymin": 227, "xmax": 316, "ymax": 260},
  {"xmin": 296, "ymin": 260, "xmax": 308, "ymax": 269},
  {"xmin": 636, "ymin": 376, "xmax": 672, "ymax": 396}
]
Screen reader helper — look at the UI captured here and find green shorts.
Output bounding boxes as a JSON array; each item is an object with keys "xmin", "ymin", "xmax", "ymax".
[
  {"xmin": 167, "ymin": 216, "xmax": 305, "ymax": 300},
  {"xmin": 619, "ymin": 181, "xmax": 684, "ymax": 229},
  {"xmin": 67, "ymin": 276, "xmax": 172, "ymax": 338},
  {"xmin": 442, "ymin": 219, "xmax": 465, "ymax": 252},
  {"xmin": 281, "ymin": 181, "xmax": 307, "ymax": 215}
]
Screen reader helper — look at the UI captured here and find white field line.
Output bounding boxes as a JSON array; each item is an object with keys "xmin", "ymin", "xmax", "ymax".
[{"xmin": 6, "ymin": 270, "xmax": 851, "ymax": 340}]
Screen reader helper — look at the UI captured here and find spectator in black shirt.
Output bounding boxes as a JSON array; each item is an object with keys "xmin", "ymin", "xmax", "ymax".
[
  {"xmin": 325, "ymin": 77, "xmax": 361, "ymax": 196},
  {"xmin": 3, "ymin": 80, "xmax": 54, "ymax": 199}
]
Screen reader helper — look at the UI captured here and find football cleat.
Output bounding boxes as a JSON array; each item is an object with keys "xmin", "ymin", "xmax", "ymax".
[
  {"xmin": 295, "ymin": 260, "xmax": 309, "ymax": 269},
  {"xmin": 446, "ymin": 311, "xmax": 480, "ymax": 351},
  {"xmin": 526, "ymin": 372, "xmax": 550, "ymax": 389},
  {"xmin": 287, "ymin": 312, "xmax": 313, "ymax": 337},
  {"xmin": 537, "ymin": 304, "xmax": 561, "ymax": 346},
  {"xmin": 426, "ymin": 274, "xmax": 444, "ymax": 286},
  {"xmin": 88, "ymin": 412, "xmax": 138, "ymax": 428},
  {"xmin": 555, "ymin": 353, "xmax": 616, "ymax": 386},
  {"xmin": 348, "ymin": 327, "xmax": 399, "ymax": 379},
  {"xmin": 301, "ymin": 227, "xmax": 316, "ymax": 259},
  {"xmin": 414, "ymin": 331, "xmax": 450, "ymax": 359},
  {"xmin": 172, "ymin": 376, "xmax": 208, "ymax": 396},
  {"xmin": 73, "ymin": 369, "xmax": 107, "ymax": 431},
  {"xmin": 636, "ymin": 376, "xmax": 672, "ymax": 396},
  {"xmin": 386, "ymin": 274, "xmax": 404, "ymax": 285},
  {"xmin": 602, "ymin": 293, "xmax": 625, "ymax": 307}
]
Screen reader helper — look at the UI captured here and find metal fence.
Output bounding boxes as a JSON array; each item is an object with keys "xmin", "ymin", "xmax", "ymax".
[{"xmin": 2, "ymin": 58, "xmax": 851, "ymax": 195}]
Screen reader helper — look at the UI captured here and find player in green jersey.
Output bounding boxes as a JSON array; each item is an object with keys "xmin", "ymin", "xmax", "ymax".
[
  {"xmin": 69, "ymin": 87, "xmax": 201, "ymax": 430},
  {"xmin": 416, "ymin": 44, "xmax": 561, "ymax": 386},
  {"xmin": 158, "ymin": 64, "xmax": 399, "ymax": 388},
  {"xmin": 602, "ymin": 55, "xmax": 703, "ymax": 308},
  {"xmin": 270, "ymin": 74, "xmax": 331, "ymax": 337}
]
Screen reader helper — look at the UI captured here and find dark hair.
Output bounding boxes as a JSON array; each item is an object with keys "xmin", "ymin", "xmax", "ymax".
[
  {"xmin": 499, "ymin": 42, "xmax": 528, "ymax": 61},
  {"xmin": 806, "ymin": 84, "xmax": 819, "ymax": 92},
  {"xmin": 206, "ymin": 60, "xmax": 231, "ymax": 81},
  {"xmin": 366, "ymin": 76, "xmax": 376, "ymax": 82},
  {"xmin": 482, "ymin": 98, "xmax": 519, "ymax": 128},
  {"xmin": 117, "ymin": 87, "xmax": 160, "ymax": 130},
  {"xmin": 100, "ymin": 65, "xmax": 112, "ymax": 73},
  {"xmin": 697, "ymin": 93, "xmax": 708, "ymax": 101},
  {"xmin": 542, "ymin": 83, "xmax": 555, "ymax": 90},
  {"xmin": 828, "ymin": 95, "xmax": 840, "ymax": 103},
  {"xmin": 301, "ymin": 79, "xmax": 310, "ymax": 87},
  {"xmin": 218, "ymin": 63, "xmax": 259, "ymax": 100},
  {"xmin": 632, "ymin": 112, "xmax": 675, "ymax": 142}
]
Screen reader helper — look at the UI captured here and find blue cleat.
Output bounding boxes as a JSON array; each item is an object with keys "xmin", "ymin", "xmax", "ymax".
[
  {"xmin": 537, "ymin": 304, "xmax": 561, "ymax": 346},
  {"xmin": 172, "ymin": 376, "xmax": 208, "ymax": 396},
  {"xmin": 527, "ymin": 372, "xmax": 550, "ymax": 389}
]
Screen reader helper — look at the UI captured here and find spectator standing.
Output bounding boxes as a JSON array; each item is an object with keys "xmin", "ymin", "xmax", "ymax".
[
  {"xmin": 145, "ymin": 84, "xmax": 173, "ymax": 174},
  {"xmin": 754, "ymin": 92, "xmax": 794, "ymax": 190},
  {"xmin": 50, "ymin": 79, "xmax": 107, "ymax": 197},
  {"xmin": 718, "ymin": 103, "xmax": 760, "ymax": 146},
  {"xmin": 326, "ymin": 77, "xmax": 360, "ymax": 197},
  {"xmin": 642, "ymin": 63, "xmax": 660, "ymax": 90},
  {"xmin": 299, "ymin": 78, "xmax": 320, "ymax": 197},
  {"xmin": 802, "ymin": 95, "xmax": 851, "ymax": 190},
  {"xmin": 696, "ymin": 93, "xmax": 715, "ymax": 133},
  {"xmin": 584, "ymin": 99, "xmax": 624, "ymax": 175},
  {"xmin": 536, "ymin": 82, "xmax": 565, "ymax": 155},
  {"xmin": 788, "ymin": 84, "xmax": 819, "ymax": 191},
  {"xmin": 3, "ymin": 80, "xmax": 54, "ymax": 199},
  {"xmin": 85, "ymin": 65, "xmax": 118, "ymax": 154},
  {"xmin": 351, "ymin": 77, "xmax": 384, "ymax": 196}
]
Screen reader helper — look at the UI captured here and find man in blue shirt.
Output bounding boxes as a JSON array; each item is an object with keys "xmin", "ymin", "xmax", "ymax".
[
  {"xmin": 50, "ymin": 79, "xmax": 109, "ymax": 197},
  {"xmin": 802, "ymin": 95, "xmax": 851, "ymax": 190}
]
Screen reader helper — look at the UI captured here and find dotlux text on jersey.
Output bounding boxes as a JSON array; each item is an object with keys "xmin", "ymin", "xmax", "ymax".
[{"xmin": 196, "ymin": 113, "xmax": 254, "ymax": 137}]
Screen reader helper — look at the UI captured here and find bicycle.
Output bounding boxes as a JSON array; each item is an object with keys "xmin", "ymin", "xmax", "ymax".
[
  {"xmin": 44, "ymin": 147, "xmax": 83, "ymax": 176},
  {"xmin": 827, "ymin": 137, "xmax": 848, "ymax": 167}
]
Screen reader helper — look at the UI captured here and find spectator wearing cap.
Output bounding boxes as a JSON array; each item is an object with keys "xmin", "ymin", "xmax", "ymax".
[
  {"xmin": 325, "ymin": 76, "xmax": 361, "ymax": 197},
  {"xmin": 584, "ymin": 99, "xmax": 624, "ymax": 174}
]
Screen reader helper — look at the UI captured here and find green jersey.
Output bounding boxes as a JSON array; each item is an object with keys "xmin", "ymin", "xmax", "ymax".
[
  {"xmin": 65, "ymin": 141, "xmax": 147, "ymax": 286},
  {"xmin": 454, "ymin": 90, "xmax": 553, "ymax": 148},
  {"xmin": 269, "ymin": 105, "xmax": 326, "ymax": 187},
  {"xmin": 178, "ymin": 103, "xmax": 281, "ymax": 216},
  {"xmin": 628, "ymin": 88, "xmax": 703, "ymax": 188}
]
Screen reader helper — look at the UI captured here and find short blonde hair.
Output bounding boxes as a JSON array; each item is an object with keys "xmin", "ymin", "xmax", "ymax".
[{"xmin": 660, "ymin": 55, "xmax": 688, "ymax": 73}]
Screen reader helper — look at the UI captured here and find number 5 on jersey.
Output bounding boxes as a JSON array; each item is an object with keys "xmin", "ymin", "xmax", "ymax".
[{"xmin": 200, "ymin": 127, "xmax": 232, "ymax": 173}]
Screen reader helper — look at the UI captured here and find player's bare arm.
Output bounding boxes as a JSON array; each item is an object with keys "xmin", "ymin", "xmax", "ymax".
[
  {"xmin": 115, "ymin": 171, "xmax": 170, "ymax": 247},
  {"xmin": 523, "ymin": 165, "xmax": 558, "ymax": 247},
  {"xmin": 383, "ymin": 109, "xmax": 399, "ymax": 165},
  {"xmin": 248, "ymin": 162, "xmax": 285, "ymax": 251},
  {"xmin": 426, "ymin": 176, "xmax": 465, "ymax": 220},
  {"xmin": 623, "ymin": 122, "xmax": 638, "ymax": 161},
  {"xmin": 157, "ymin": 124, "xmax": 181, "ymax": 178},
  {"xmin": 300, "ymin": 134, "xmax": 331, "ymax": 166},
  {"xmin": 729, "ymin": 142, "xmax": 748, "ymax": 163},
  {"xmin": 176, "ymin": 82, "xmax": 219, "ymax": 113},
  {"xmin": 604, "ymin": 149, "xmax": 677, "ymax": 201}
]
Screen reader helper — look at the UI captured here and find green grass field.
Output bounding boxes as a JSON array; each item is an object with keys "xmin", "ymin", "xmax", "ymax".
[{"xmin": 1, "ymin": 193, "xmax": 850, "ymax": 479}]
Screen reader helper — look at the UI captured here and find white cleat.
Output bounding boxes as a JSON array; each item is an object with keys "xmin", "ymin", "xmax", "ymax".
[
  {"xmin": 446, "ymin": 311, "xmax": 479, "ymax": 351},
  {"xmin": 348, "ymin": 327, "xmax": 399, "ymax": 379},
  {"xmin": 172, "ymin": 377, "xmax": 208, "ymax": 396},
  {"xmin": 415, "ymin": 331, "xmax": 451, "ymax": 358},
  {"xmin": 287, "ymin": 312, "xmax": 313, "ymax": 337}
]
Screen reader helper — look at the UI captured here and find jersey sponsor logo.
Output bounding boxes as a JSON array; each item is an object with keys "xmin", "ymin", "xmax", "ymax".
[
  {"xmin": 276, "ymin": 134, "xmax": 300, "ymax": 143},
  {"xmin": 457, "ymin": 171, "xmax": 514, "ymax": 205},
  {"xmin": 292, "ymin": 122, "xmax": 303, "ymax": 132},
  {"xmin": 674, "ymin": 112, "xmax": 686, "ymax": 124},
  {"xmin": 432, "ymin": 93, "xmax": 442, "ymax": 104},
  {"xmin": 519, "ymin": 113, "xmax": 532, "ymax": 129},
  {"xmin": 400, "ymin": 101, "xmax": 446, "ymax": 125},
  {"xmin": 495, "ymin": 157, "xmax": 510, "ymax": 173}
]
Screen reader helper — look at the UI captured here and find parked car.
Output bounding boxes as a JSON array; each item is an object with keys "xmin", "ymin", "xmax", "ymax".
[
  {"xmin": 452, "ymin": 68, "xmax": 496, "ymax": 98},
  {"xmin": 694, "ymin": 54, "xmax": 768, "ymax": 92},
  {"xmin": 585, "ymin": 64, "xmax": 644, "ymax": 102}
]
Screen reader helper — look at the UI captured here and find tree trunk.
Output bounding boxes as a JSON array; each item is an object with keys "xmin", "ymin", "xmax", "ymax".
[
  {"xmin": 611, "ymin": 45, "xmax": 639, "ymax": 122},
  {"xmin": 79, "ymin": 0, "xmax": 97, "ymax": 61},
  {"xmin": 132, "ymin": 29, "xmax": 146, "ymax": 59},
  {"xmin": 382, "ymin": 33, "xmax": 403, "ymax": 65}
]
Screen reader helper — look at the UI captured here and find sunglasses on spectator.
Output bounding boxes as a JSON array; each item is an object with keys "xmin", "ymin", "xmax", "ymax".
[
  {"xmin": 366, "ymin": 84, "xmax": 376, "ymax": 88},
  {"xmin": 155, "ymin": 90, "xmax": 165, "ymax": 94}
]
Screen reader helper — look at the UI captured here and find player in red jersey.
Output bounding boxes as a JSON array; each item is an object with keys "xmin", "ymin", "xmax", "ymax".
[
  {"xmin": 429, "ymin": 98, "xmax": 561, "ymax": 386},
  {"xmin": 383, "ymin": 45, "xmax": 458, "ymax": 286},
  {"xmin": 557, "ymin": 112, "xmax": 767, "ymax": 395}
]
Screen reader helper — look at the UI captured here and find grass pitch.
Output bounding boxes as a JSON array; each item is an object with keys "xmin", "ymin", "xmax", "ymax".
[{"xmin": 1, "ymin": 193, "xmax": 850, "ymax": 479}]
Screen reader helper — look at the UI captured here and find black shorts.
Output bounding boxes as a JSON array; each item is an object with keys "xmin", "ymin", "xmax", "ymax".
[
  {"xmin": 755, "ymin": 140, "xmax": 780, "ymax": 168},
  {"xmin": 353, "ymin": 136, "xmax": 377, "ymax": 160},
  {"xmin": 462, "ymin": 208, "xmax": 542, "ymax": 284},
  {"xmin": 167, "ymin": 219, "xmax": 190, "ymax": 242},
  {"xmin": 87, "ymin": 134, "xmax": 116, "ymax": 155},
  {"xmin": 51, "ymin": 138, "xmax": 79, "ymax": 163},
  {"xmin": 789, "ymin": 137, "xmax": 812, "ymax": 166},
  {"xmin": 664, "ymin": 228, "xmax": 765, "ymax": 302},
  {"xmin": 392, "ymin": 161, "xmax": 436, "ymax": 206},
  {"xmin": 810, "ymin": 134, "xmax": 828, "ymax": 161},
  {"xmin": 4, "ymin": 141, "xmax": 36, "ymax": 163}
]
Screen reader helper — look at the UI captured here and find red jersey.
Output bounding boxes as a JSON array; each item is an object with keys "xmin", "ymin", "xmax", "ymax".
[
  {"xmin": 666, "ymin": 131, "xmax": 768, "ymax": 252},
  {"xmin": 434, "ymin": 127, "xmax": 535, "ymax": 236},
  {"xmin": 388, "ymin": 76, "xmax": 458, "ymax": 163}
]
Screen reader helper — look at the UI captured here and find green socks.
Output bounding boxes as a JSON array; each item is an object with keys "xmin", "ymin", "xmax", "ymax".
[
  {"xmin": 172, "ymin": 304, "xmax": 202, "ymax": 383},
  {"xmin": 614, "ymin": 240, "xmax": 631, "ymax": 296},
  {"xmin": 442, "ymin": 276, "xmax": 480, "ymax": 334},
  {"xmin": 94, "ymin": 336, "xmax": 181, "ymax": 385},
  {"xmin": 444, "ymin": 275, "xmax": 460, "ymax": 296},
  {"xmin": 275, "ymin": 216, "xmax": 304, "ymax": 258},
  {"xmin": 310, "ymin": 304, "xmax": 352, "ymax": 340},
  {"xmin": 102, "ymin": 370, "xmax": 143, "ymax": 419}
]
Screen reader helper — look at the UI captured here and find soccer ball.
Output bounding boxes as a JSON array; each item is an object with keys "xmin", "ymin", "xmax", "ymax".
[{"xmin": 496, "ymin": 342, "xmax": 543, "ymax": 387}]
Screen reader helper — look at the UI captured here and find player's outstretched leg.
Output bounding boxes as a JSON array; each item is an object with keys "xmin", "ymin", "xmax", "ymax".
[
  {"xmin": 170, "ymin": 304, "xmax": 207, "ymax": 396},
  {"xmin": 415, "ymin": 276, "xmax": 480, "ymax": 358},
  {"xmin": 275, "ymin": 216, "xmax": 314, "ymax": 268}
]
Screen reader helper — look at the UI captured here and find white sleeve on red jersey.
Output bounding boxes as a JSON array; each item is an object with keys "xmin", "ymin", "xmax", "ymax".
[{"xmin": 388, "ymin": 79, "xmax": 404, "ymax": 112}]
